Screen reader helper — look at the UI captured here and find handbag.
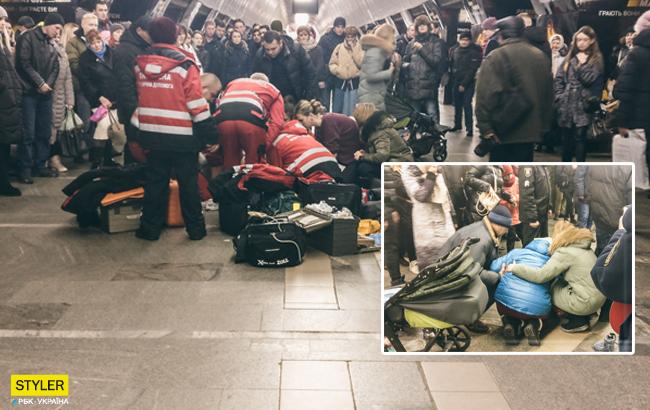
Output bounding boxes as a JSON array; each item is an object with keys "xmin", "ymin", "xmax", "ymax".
[
  {"xmin": 233, "ymin": 217, "xmax": 306, "ymax": 267},
  {"xmin": 587, "ymin": 109, "xmax": 612, "ymax": 140},
  {"xmin": 58, "ymin": 108, "xmax": 89, "ymax": 158},
  {"xmin": 107, "ymin": 110, "xmax": 127, "ymax": 153},
  {"xmin": 491, "ymin": 51, "xmax": 532, "ymax": 135},
  {"xmin": 60, "ymin": 107, "xmax": 84, "ymax": 132},
  {"xmin": 476, "ymin": 168, "xmax": 500, "ymax": 216}
]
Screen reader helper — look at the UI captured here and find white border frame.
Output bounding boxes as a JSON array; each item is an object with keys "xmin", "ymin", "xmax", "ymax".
[{"xmin": 380, "ymin": 162, "xmax": 636, "ymax": 356}]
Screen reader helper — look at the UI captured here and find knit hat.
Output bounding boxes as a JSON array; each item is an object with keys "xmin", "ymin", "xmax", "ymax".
[
  {"xmin": 458, "ymin": 31, "xmax": 472, "ymax": 40},
  {"xmin": 0, "ymin": 6, "xmax": 8, "ymax": 20},
  {"xmin": 360, "ymin": 23, "xmax": 396, "ymax": 54},
  {"xmin": 17, "ymin": 16, "xmax": 35, "ymax": 28},
  {"xmin": 148, "ymin": 16, "xmax": 178, "ymax": 45},
  {"xmin": 110, "ymin": 23, "xmax": 125, "ymax": 34},
  {"xmin": 44, "ymin": 12, "xmax": 65, "ymax": 27},
  {"xmin": 270, "ymin": 20, "xmax": 283, "ymax": 32},
  {"xmin": 414, "ymin": 15, "xmax": 431, "ymax": 30},
  {"xmin": 496, "ymin": 16, "xmax": 524, "ymax": 39},
  {"xmin": 133, "ymin": 15, "xmax": 152, "ymax": 32},
  {"xmin": 334, "ymin": 17, "xmax": 346, "ymax": 28},
  {"xmin": 488, "ymin": 205, "xmax": 512, "ymax": 228},
  {"xmin": 481, "ymin": 17, "xmax": 497, "ymax": 31},
  {"xmin": 635, "ymin": 10, "xmax": 650, "ymax": 33}
]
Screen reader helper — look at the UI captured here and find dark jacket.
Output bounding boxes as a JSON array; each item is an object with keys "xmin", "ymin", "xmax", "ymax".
[
  {"xmin": 78, "ymin": 46, "xmax": 116, "ymax": 109},
  {"xmin": 0, "ymin": 42, "xmax": 23, "ymax": 144},
  {"xmin": 591, "ymin": 206, "xmax": 632, "ymax": 304},
  {"xmin": 585, "ymin": 165, "xmax": 632, "ymax": 232},
  {"xmin": 524, "ymin": 26, "xmax": 552, "ymax": 60},
  {"xmin": 205, "ymin": 39, "xmax": 226, "ymax": 79},
  {"xmin": 252, "ymin": 42, "xmax": 315, "ymax": 100},
  {"xmin": 316, "ymin": 113, "xmax": 361, "ymax": 165},
  {"xmin": 554, "ymin": 56, "xmax": 604, "ymax": 128},
  {"xmin": 464, "ymin": 165, "xmax": 504, "ymax": 222},
  {"xmin": 307, "ymin": 44, "xmax": 327, "ymax": 85},
  {"xmin": 608, "ymin": 44, "xmax": 631, "ymax": 80},
  {"xmin": 574, "ymin": 165, "xmax": 588, "ymax": 200},
  {"xmin": 518, "ymin": 166, "xmax": 551, "ymax": 223},
  {"xmin": 613, "ymin": 29, "xmax": 650, "ymax": 130},
  {"xmin": 396, "ymin": 33, "xmax": 412, "ymax": 57},
  {"xmin": 112, "ymin": 27, "xmax": 149, "ymax": 125},
  {"xmin": 556, "ymin": 165, "xmax": 575, "ymax": 195},
  {"xmin": 360, "ymin": 111, "xmax": 413, "ymax": 163},
  {"xmin": 451, "ymin": 43, "xmax": 482, "ymax": 87},
  {"xmin": 222, "ymin": 42, "xmax": 251, "ymax": 86},
  {"xmin": 403, "ymin": 33, "xmax": 447, "ymax": 101},
  {"xmin": 318, "ymin": 29, "xmax": 344, "ymax": 83},
  {"xmin": 15, "ymin": 27, "xmax": 59, "ymax": 94},
  {"xmin": 476, "ymin": 38, "xmax": 553, "ymax": 144}
]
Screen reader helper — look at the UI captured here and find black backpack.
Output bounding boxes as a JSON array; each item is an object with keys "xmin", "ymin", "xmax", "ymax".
[{"xmin": 234, "ymin": 218, "xmax": 306, "ymax": 267}]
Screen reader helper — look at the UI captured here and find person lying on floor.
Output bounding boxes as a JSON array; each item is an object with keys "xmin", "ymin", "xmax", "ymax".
[
  {"xmin": 492, "ymin": 238, "xmax": 553, "ymax": 346},
  {"xmin": 504, "ymin": 221, "xmax": 606, "ymax": 333}
]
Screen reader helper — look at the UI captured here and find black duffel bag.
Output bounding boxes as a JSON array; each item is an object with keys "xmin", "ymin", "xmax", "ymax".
[
  {"xmin": 297, "ymin": 181, "xmax": 361, "ymax": 215},
  {"xmin": 234, "ymin": 218, "xmax": 306, "ymax": 267}
]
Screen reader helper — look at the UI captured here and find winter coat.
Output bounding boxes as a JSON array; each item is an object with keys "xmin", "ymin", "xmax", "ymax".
[
  {"xmin": 441, "ymin": 165, "xmax": 471, "ymax": 227},
  {"xmin": 492, "ymin": 238, "xmax": 553, "ymax": 317},
  {"xmin": 51, "ymin": 43, "xmax": 74, "ymax": 140},
  {"xmin": 329, "ymin": 42, "xmax": 363, "ymax": 89},
  {"xmin": 556, "ymin": 165, "xmax": 575, "ymax": 195},
  {"xmin": 301, "ymin": 40, "xmax": 327, "ymax": 84},
  {"xmin": 222, "ymin": 42, "xmax": 251, "ymax": 86},
  {"xmin": 403, "ymin": 33, "xmax": 447, "ymax": 101},
  {"xmin": 574, "ymin": 165, "xmax": 588, "ymax": 200},
  {"xmin": 396, "ymin": 34, "xmax": 412, "ymax": 57},
  {"xmin": 608, "ymin": 44, "xmax": 631, "ymax": 80},
  {"xmin": 464, "ymin": 165, "xmax": 503, "ymax": 223},
  {"xmin": 0, "ymin": 41, "xmax": 22, "ymax": 144},
  {"xmin": 554, "ymin": 56, "xmax": 604, "ymax": 128},
  {"xmin": 194, "ymin": 45, "xmax": 210, "ymax": 71},
  {"xmin": 518, "ymin": 166, "xmax": 551, "ymax": 224},
  {"xmin": 451, "ymin": 43, "xmax": 482, "ymax": 87},
  {"xmin": 524, "ymin": 26, "xmax": 552, "ymax": 60},
  {"xmin": 251, "ymin": 42, "xmax": 315, "ymax": 101},
  {"xmin": 591, "ymin": 206, "xmax": 632, "ymax": 304},
  {"xmin": 360, "ymin": 111, "xmax": 412, "ymax": 163},
  {"xmin": 510, "ymin": 238, "xmax": 605, "ymax": 316},
  {"xmin": 112, "ymin": 27, "xmax": 150, "ymax": 126},
  {"xmin": 475, "ymin": 38, "xmax": 553, "ymax": 144},
  {"xmin": 613, "ymin": 29, "xmax": 650, "ymax": 130},
  {"xmin": 401, "ymin": 165, "xmax": 456, "ymax": 268},
  {"xmin": 78, "ymin": 46, "xmax": 116, "ymax": 108},
  {"xmin": 15, "ymin": 26, "xmax": 59, "ymax": 94},
  {"xmin": 205, "ymin": 39, "xmax": 226, "ymax": 79},
  {"xmin": 358, "ymin": 29, "xmax": 395, "ymax": 110},
  {"xmin": 315, "ymin": 113, "xmax": 361, "ymax": 165},
  {"xmin": 65, "ymin": 29, "xmax": 87, "ymax": 92},
  {"xmin": 318, "ymin": 29, "xmax": 345, "ymax": 84},
  {"xmin": 585, "ymin": 165, "xmax": 632, "ymax": 233}
]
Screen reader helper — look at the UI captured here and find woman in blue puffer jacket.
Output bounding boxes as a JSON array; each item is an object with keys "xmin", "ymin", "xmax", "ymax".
[{"xmin": 490, "ymin": 238, "xmax": 552, "ymax": 347}]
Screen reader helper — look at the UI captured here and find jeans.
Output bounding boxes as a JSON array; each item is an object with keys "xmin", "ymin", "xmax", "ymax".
[
  {"xmin": 19, "ymin": 93, "xmax": 54, "ymax": 172},
  {"xmin": 576, "ymin": 200, "xmax": 592, "ymax": 229},
  {"xmin": 561, "ymin": 126, "xmax": 587, "ymax": 162},
  {"xmin": 332, "ymin": 88, "xmax": 359, "ymax": 116},
  {"xmin": 453, "ymin": 82, "xmax": 475, "ymax": 132},
  {"xmin": 320, "ymin": 87, "xmax": 331, "ymax": 111}
]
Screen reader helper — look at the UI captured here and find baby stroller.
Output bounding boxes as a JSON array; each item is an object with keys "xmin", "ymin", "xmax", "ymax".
[
  {"xmin": 384, "ymin": 238, "xmax": 489, "ymax": 352},
  {"xmin": 385, "ymin": 93, "xmax": 450, "ymax": 162}
]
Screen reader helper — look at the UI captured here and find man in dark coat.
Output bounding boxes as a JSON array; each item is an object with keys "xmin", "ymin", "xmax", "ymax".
[
  {"xmin": 614, "ymin": 12, "xmax": 650, "ymax": 192},
  {"xmin": 252, "ymin": 30, "xmax": 315, "ymax": 101},
  {"xmin": 475, "ymin": 16, "xmax": 553, "ymax": 161},
  {"xmin": 396, "ymin": 24, "xmax": 415, "ymax": 57},
  {"xmin": 450, "ymin": 32, "xmax": 482, "ymax": 137},
  {"xmin": 15, "ymin": 13, "xmax": 63, "ymax": 183},
  {"xmin": 519, "ymin": 13, "xmax": 551, "ymax": 60},
  {"xmin": 518, "ymin": 166, "xmax": 551, "ymax": 247},
  {"xmin": 112, "ymin": 16, "xmax": 151, "ymax": 159},
  {"xmin": 463, "ymin": 165, "xmax": 504, "ymax": 223},
  {"xmin": 317, "ymin": 17, "xmax": 346, "ymax": 109},
  {"xmin": 403, "ymin": 15, "xmax": 447, "ymax": 123},
  {"xmin": 0, "ymin": 7, "xmax": 23, "ymax": 196}
]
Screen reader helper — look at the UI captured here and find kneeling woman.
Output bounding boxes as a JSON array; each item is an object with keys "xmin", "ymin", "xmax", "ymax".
[{"xmin": 506, "ymin": 221, "xmax": 606, "ymax": 333}]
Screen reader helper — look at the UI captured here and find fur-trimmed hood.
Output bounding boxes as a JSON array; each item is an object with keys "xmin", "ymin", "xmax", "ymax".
[
  {"xmin": 360, "ymin": 24, "xmax": 395, "ymax": 55},
  {"xmin": 360, "ymin": 111, "xmax": 395, "ymax": 142}
]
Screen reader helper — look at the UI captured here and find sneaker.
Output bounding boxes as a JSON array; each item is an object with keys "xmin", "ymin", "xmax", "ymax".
[
  {"xmin": 409, "ymin": 260, "xmax": 419, "ymax": 274},
  {"xmin": 390, "ymin": 275, "xmax": 405, "ymax": 287},
  {"xmin": 467, "ymin": 320, "xmax": 489, "ymax": 334},
  {"xmin": 523, "ymin": 319, "xmax": 542, "ymax": 346},
  {"xmin": 503, "ymin": 323, "xmax": 519, "ymax": 346},
  {"xmin": 203, "ymin": 199, "xmax": 219, "ymax": 211},
  {"xmin": 593, "ymin": 333, "xmax": 617, "ymax": 352},
  {"xmin": 18, "ymin": 170, "xmax": 33, "ymax": 184},
  {"xmin": 399, "ymin": 257, "xmax": 409, "ymax": 267},
  {"xmin": 0, "ymin": 185, "xmax": 21, "ymax": 197},
  {"xmin": 34, "ymin": 167, "xmax": 58, "ymax": 178},
  {"xmin": 560, "ymin": 314, "xmax": 593, "ymax": 333}
]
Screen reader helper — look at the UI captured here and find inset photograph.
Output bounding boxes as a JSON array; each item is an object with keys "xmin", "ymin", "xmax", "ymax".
[{"xmin": 383, "ymin": 164, "xmax": 633, "ymax": 354}]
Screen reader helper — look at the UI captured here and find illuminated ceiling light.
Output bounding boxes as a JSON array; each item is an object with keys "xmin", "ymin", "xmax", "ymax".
[{"xmin": 294, "ymin": 13, "xmax": 310, "ymax": 26}]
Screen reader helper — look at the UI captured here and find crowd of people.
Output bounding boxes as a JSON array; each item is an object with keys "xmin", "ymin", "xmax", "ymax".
[{"xmin": 384, "ymin": 164, "xmax": 632, "ymax": 350}]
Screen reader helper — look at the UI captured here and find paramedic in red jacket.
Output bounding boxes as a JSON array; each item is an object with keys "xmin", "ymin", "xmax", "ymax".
[
  {"xmin": 267, "ymin": 119, "xmax": 341, "ymax": 180},
  {"xmin": 131, "ymin": 17, "xmax": 213, "ymax": 241},
  {"xmin": 214, "ymin": 73, "xmax": 285, "ymax": 168}
]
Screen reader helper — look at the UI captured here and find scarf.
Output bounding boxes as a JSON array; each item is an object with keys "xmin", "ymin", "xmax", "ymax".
[
  {"xmin": 300, "ymin": 37, "xmax": 317, "ymax": 53},
  {"xmin": 92, "ymin": 42, "xmax": 107, "ymax": 60}
]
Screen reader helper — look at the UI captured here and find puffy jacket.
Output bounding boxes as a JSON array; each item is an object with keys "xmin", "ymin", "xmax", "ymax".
[
  {"xmin": 328, "ymin": 42, "xmax": 363, "ymax": 89},
  {"xmin": 451, "ymin": 43, "xmax": 482, "ymax": 87},
  {"xmin": 510, "ymin": 238, "xmax": 605, "ymax": 316},
  {"xmin": 585, "ymin": 165, "xmax": 632, "ymax": 232},
  {"xmin": 554, "ymin": 56, "xmax": 604, "ymax": 128},
  {"xmin": 315, "ymin": 113, "xmax": 361, "ymax": 165},
  {"xmin": 267, "ymin": 120, "xmax": 338, "ymax": 177},
  {"xmin": 464, "ymin": 165, "xmax": 503, "ymax": 222},
  {"xmin": 613, "ymin": 29, "xmax": 650, "ymax": 129},
  {"xmin": 0, "ymin": 41, "xmax": 23, "ymax": 144},
  {"xmin": 222, "ymin": 42, "xmax": 251, "ymax": 86},
  {"xmin": 78, "ymin": 46, "xmax": 116, "ymax": 109},
  {"xmin": 360, "ymin": 111, "xmax": 413, "ymax": 163},
  {"xmin": 112, "ymin": 27, "xmax": 150, "ymax": 126},
  {"xmin": 403, "ymin": 33, "xmax": 447, "ymax": 101},
  {"xmin": 492, "ymin": 238, "xmax": 553, "ymax": 316},
  {"xmin": 65, "ymin": 29, "xmax": 87, "ymax": 92},
  {"xmin": 205, "ymin": 39, "xmax": 226, "ymax": 79},
  {"xmin": 15, "ymin": 26, "xmax": 59, "ymax": 94},
  {"xmin": 519, "ymin": 166, "xmax": 551, "ymax": 223},
  {"xmin": 51, "ymin": 43, "xmax": 74, "ymax": 134},
  {"xmin": 131, "ymin": 44, "xmax": 211, "ymax": 152},
  {"xmin": 358, "ymin": 28, "xmax": 395, "ymax": 110},
  {"xmin": 216, "ymin": 78, "xmax": 285, "ymax": 144},
  {"xmin": 251, "ymin": 42, "xmax": 315, "ymax": 101}
]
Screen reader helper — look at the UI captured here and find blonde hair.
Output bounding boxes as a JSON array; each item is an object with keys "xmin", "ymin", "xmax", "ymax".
[
  {"xmin": 549, "ymin": 220, "xmax": 594, "ymax": 255},
  {"xmin": 353, "ymin": 103, "xmax": 377, "ymax": 127},
  {"xmin": 81, "ymin": 13, "xmax": 98, "ymax": 25},
  {"xmin": 293, "ymin": 99, "xmax": 325, "ymax": 118}
]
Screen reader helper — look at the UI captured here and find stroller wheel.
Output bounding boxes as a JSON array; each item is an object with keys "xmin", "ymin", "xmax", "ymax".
[
  {"xmin": 433, "ymin": 149, "xmax": 447, "ymax": 162},
  {"xmin": 436, "ymin": 326, "xmax": 471, "ymax": 352}
]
